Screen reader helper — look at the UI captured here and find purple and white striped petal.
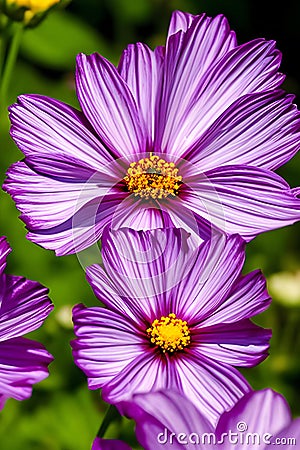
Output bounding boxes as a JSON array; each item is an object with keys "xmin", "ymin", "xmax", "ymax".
[
  {"xmin": 171, "ymin": 234, "xmax": 246, "ymax": 322},
  {"xmin": 106, "ymin": 194, "xmax": 175, "ymax": 232},
  {"xmin": 215, "ymin": 389, "xmax": 292, "ymax": 450},
  {"xmin": 122, "ymin": 390, "xmax": 213, "ymax": 450},
  {"xmin": 101, "ymin": 353, "xmax": 179, "ymax": 406},
  {"xmin": 8, "ymin": 94, "xmax": 119, "ymax": 179},
  {"xmin": 7, "ymin": 176, "xmax": 129, "ymax": 255},
  {"xmin": 156, "ymin": 13, "xmax": 237, "ymax": 155},
  {"xmin": 118, "ymin": 43, "xmax": 164, "ymax": 147},
  {"xmin": 4, "ymin": 162, "xmax": 111, "ymax": 230},
  {"xmin": 157, "ymin": 195, "xmax": 215, "ymax": 244},
  {"xmin": 100, "ymin": 227, "xmax": 195, "ymax": 300},
  {"xmin": 200, "ymin": 270, "xmax": 271, "ymax": 327},
  {"xmin": 182, "ymin": 166, "xmax": 300, "ymax": 240},
  {"xmin": 193, "ymin": 319, "xmax": 271, "ymax": 367},
  {"xmin": 0, "ymin": 337, "xmax": 53, "ymax": 407},
  {"xmin": 76, "ymin": 53, "xmax": 147, "ymax": 157},
  {"xmin": 183, "ymin": 90, "xmax": 300, "ymax": 171},
  {"xmin": 0, "ymin": 237, "xmax": 11, "ymax": 276},
  {"xmin": 174, "ymin": 353, "xmax": 251, "ymax": 426},
  {"xmin": 72, "ymin": 304, "xmax": 146, "ymax": 388},
  {"xmin": 86, "ymin": 263, "xmax": 167, "ymax": 323},
  {"xmin": 158, "ymin": 33, "xmax": 283, "ymax": 156},
  {"xmin": 167, "ymin": 10, "xmax": 211, "ymax": 36},
  {"xmin": 0, "ymin": 274, "xmax": 53, "ymax": 341}
]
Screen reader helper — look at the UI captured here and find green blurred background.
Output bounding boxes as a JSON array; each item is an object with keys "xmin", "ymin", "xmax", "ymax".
[{"xmin": 0, "ymin": 0, "xmax": 300, "ymax": 448}]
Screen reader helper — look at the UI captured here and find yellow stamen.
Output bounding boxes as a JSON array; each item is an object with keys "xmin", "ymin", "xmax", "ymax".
[
  {"xmin": 124, "ymin": 154, "xmax": 182, "ymax": 200},
  {"xmin": 147, "ymin": 313, "xmax": 190, "ymax": 353}
]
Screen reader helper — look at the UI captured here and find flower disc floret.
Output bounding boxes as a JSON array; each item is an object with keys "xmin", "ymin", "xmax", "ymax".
[
  {"xmin": 147, "ymin": 313, "xmax": 190, "ymax": 353},
  {"xmin": 124, "ymin": 154, "xmax": 182, "ymax": 200}
]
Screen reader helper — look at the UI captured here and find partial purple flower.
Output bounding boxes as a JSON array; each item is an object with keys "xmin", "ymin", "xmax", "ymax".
[
  {"xmin": 92, "ymin": 436, "xmax": 131, "ymax": 450},
  {"xmin": 120, "ymin": 388, "xmax": 300, "ymax": 450},
  {"xmin": 71, "ymin": 228, "xmax": 271, "ymax": 426},
  {"xmin": 0, "ymin": 236, "xmax": 53, "ymax": 408},
  {"xmin": 3, "ymin": 10, "xmax": 300, "ymax": 255}
]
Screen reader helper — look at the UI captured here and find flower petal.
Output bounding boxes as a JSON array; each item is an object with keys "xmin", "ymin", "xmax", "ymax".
[
  {"xmin": 0, "ymin": 273, "xmax": 53, "ymax": 341},
  {"xmin": 158, "ymin": 26, "xmax": 283, "ymax": 155},
  {"xmin": 200, "ymin": 270, "xmax": 271, "ymax": 326},
  {"xmin": 92, "ymin": 437, "xmax": 132, "ymax": 450},
  {"xmin": 107, "ymin": 195, "xmax": 174, "ymax": 231},
  {"xmin": 156, "ymin": 13, "xmax": 237, "ymax": 155},
  {"xmin": 71, "ymin": 304, "xmax": 145, "ymax": 388},
  {"xmin": 92, "ymin": 231, "xmax": 249, "ymax": 326},
  {"xmin": 184, "ymin": 90, "xmax": 300, "ymax": 171},
  {"xmin": 182, "ymin": 165, "xmax": 300, "ymax": 240},
  {"xmin": 88, "ymin": 230, "xmax": 238, "ymax": 323},
  {"xmin": 87, "ymin": 227, "xmax": 202, "ymax": 325},
  {"xmin": 86, "ymin": 263, "xmax": 164, "ymax": 323},
  {"xmin": 3, "ymin": 161, "xmax": 110, "ymax": 230},
  {"xmin": 122, "ymin": 390, "xmax": 213, "ymax": 450},
  {"xmin": 0, "ymin": 337, "xmax": 53, "ymax": 406},
  {"xmin": 171, "ymin": 234, "xmax": 246, "ymax": 323},
  {"xmin": 118, "ymin": 43, "xmax": 164, "ymax": 147},
  {"xmin": 5, "ymin": 167, "xmax": 129, "ymax": 255},
  {"xmin": 98, "ymin": 227, "xmax": 196, "ymax": 302},
  {"xmin": 76, "ymin": 53, "xmax": 147, "ymax": 156},
  {"xmin": 0, "ymin": 237, "xmax": 11, "ymax": 276},
  {"xmin": 0, "ymin": 395, "xmax": 8, "ymax": 410},
  {"xmin": 273, "ymin": 418, "xmax": 300, "ymax": 449},
  {"xmin": 8, "ymin": 95, "xmax": 119, "ymax": 179},
  {"xmin": 174, "ymin": 353, "xmax": 251, "ymax": 426},
  {"xmin": 167, "ymin": 10, "xmax": 209, "ymax": 36},
  {"xmin": 215, "ymin": 389, "xmax": 292, "ymax": 450},
  {"xmin": 193, "ymin": 319, "xmax": 271, "ymax": 367},
  {"xmin": 160, "ymin": 196, "xmax": 216, "ymax": 243},
  {"xmin": 102, "ymin": 352, "xmax": 179, "ymax": 405}
]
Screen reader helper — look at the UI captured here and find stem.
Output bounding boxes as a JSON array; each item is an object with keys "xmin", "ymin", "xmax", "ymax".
[
  {"xmin": 0, "ymin": 22, "xmax": 23, "ymax": 108},
  {"xmin": 97, "ymin": 404, "xmax": 120, "ymax": 438},
  {"xmin": 0, "ymin": 15, "xmax": 9, "ymax": 79}
]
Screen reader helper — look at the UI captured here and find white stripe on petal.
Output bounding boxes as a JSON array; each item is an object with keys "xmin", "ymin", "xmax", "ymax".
[{"xmin": 76, "ymin": 53, "xmax": 147, "ymax": 156}]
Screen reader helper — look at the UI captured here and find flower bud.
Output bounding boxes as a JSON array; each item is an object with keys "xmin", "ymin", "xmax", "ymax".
[{"xmin": 1, "ymin": 0, "xmax": 64, "ymax": 27}]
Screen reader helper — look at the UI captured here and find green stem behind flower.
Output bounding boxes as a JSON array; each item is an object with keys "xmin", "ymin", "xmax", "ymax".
[
  {"xmin": 0, "ymin": 22, "xmax": 23, "ymax": 110},
  {"xmin": 97, "ymin": 404, "xmax": 120, "ymax": 438}
]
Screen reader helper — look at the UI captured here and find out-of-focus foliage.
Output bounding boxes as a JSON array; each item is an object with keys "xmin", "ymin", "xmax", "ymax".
[
  {"xmin": 0, "ymin": 0, "xmax": 300, "ymax": 448},
  {"xmin": 20, "ymin": 10, "xmax": 109, "ymax": 70}
]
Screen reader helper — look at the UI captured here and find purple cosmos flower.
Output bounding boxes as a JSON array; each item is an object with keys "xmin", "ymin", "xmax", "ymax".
[
  {"xmin": 116, "ymin": 388, "xmax": 300, "ymax": 450},
  {"xmin": 3, "ymin": 10, "xmax": 300, "ymax": 255},
  {"xmin": 72, "ymin": 228, "xmax": 271, "ymax": 426},
  {"xmin": 0, "ymin": 236, "xmax": 53, "ymax": 408}
]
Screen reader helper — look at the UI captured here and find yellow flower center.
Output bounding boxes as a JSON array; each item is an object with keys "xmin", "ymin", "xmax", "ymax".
[
  {"xmin": 124, "ymin": 154, "xmax": 182, "ymax": 200},
  {"xmin": 147, "ymin": 313, "xmax": 191, "ymax": 353}
]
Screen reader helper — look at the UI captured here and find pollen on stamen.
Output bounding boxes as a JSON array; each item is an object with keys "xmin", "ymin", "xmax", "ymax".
[
  {"xmin": 147, "ymin": 312, "xmax": 191, "ymax": 353},
  {"xmin": 123, "ymin": 154, "xmax": 182, "ymax": 200}
]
